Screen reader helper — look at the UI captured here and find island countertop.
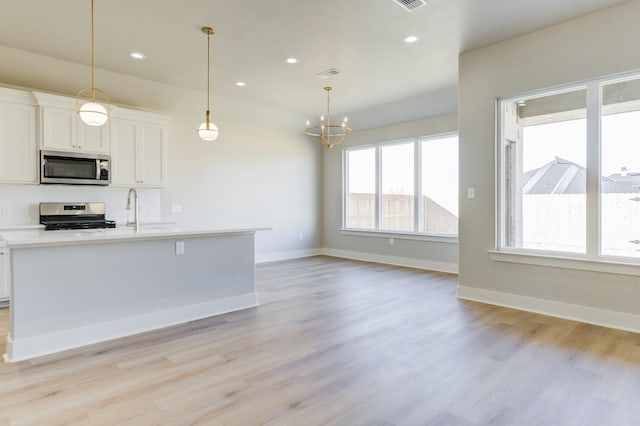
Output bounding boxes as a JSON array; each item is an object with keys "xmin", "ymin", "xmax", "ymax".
[{"xmin": 0, "ymin": 226, "xmax": 271, "ymax": 248}]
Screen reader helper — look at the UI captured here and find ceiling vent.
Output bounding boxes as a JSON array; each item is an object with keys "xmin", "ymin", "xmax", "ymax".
[
  {"xmin": 316, "ymin": 68, "xmax": 341, "ymax": 79},
  {"xmin": 392, "ymin": 0, "xmax": 427, "ymax": 12}
]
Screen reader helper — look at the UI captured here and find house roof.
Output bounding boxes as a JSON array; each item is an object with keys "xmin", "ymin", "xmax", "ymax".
[{"xmin": 522, "ymin": 157, "xmax": 640, "ymax": 194}]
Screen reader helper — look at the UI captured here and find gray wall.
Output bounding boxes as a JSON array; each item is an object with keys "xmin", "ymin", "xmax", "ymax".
[
  {"xmin": 0, "ymin": 45, "xmax": 322, "ymax": 258},
  {"xmin": 322, "ymin": 114, "xmax": 459, "ymax": 272},
  {"xmin": 458, "ymin": 1, "xmax": 640, "ymax": 314}
]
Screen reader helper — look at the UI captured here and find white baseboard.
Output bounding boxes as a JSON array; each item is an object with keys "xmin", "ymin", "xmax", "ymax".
[
  {"xmin": 4, "ymin": 293, "xmax": 259, "ymax": 363},
  {"xmin": 255, "ymin": 247, "xmax": 459, "ymax": 275},
  {"xmin": 255, "ymin": 248, "xmax": 323, "ymax": 264},
  {"xmin": 456, "ymin": 285, "xmax": 640, "ymax": 334},
  {"xmin": 321, "ymin": 248, "xmax": 458, "ymax": 274}
]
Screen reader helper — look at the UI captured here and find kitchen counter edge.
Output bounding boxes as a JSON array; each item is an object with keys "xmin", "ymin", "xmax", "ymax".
[{"xmin": 0, "ymin": 227, "xmax": 272, "ymax": 248}]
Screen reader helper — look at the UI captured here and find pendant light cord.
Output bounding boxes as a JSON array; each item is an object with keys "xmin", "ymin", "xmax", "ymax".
[
  {"xmin": 326, "ymin": 89, "xmax": 331, "ymax": 131},
  {"xmin": 206, "ymin": 30, "xmax": 211, "ymax": 117},
  {"xmin": 90, "ymin": 0, "xmax": 96, "ymax": 101}
]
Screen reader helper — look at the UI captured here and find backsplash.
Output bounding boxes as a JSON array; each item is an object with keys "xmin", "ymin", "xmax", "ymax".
[{"xmin": 0, "ymin": 184, "xmax": 161, "ymax": 227}]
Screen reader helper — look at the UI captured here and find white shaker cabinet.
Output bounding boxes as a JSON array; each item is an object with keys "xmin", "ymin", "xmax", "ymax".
[
  {"xmin": 33, "ymin": 92, "xmax": 109, "ymax": 154},
  {"xmin": 0, "ymin": 88, "xmax": 37, "ymax": 184},
  {"xmin": 111, "ymin": 109, "xmax": 168, "ymax": 188},
  {"xmin": 0, "ymin": 249, "xmax": 9, "ymax": 302}
]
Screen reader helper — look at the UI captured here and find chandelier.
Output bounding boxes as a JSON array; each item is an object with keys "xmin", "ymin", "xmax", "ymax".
[
  {"xmin": 77, "ymin": 0, "xmax": 110, "ymax": 127},
  {"xmin": 198, "ymin": 26, "xmax": 219, "ymax": 141},
  {"xmin": 305, "ymin": 87, "xmax": 351, "ymax": 148}
]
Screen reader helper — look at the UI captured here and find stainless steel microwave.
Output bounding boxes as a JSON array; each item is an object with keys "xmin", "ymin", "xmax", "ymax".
[{"xmin": 40, "ymin": 150, "xmax": 110, "ymax": 185}]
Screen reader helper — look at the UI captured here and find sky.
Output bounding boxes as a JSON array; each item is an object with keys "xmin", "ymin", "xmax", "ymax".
[{"xmin": 522, "ymin": 110, "xmax": 640, "ymax": 176}]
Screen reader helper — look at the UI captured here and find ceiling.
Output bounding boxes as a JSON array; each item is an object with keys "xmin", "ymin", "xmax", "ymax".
[{"xmin": 0, "ymin": 0, "xmax": 631, "ymax": 121}]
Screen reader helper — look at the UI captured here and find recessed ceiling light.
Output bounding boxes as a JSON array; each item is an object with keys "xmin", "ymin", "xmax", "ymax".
[
  {"xmin": 285, "ymin": 57, "xmax": 299, "ymax": 64},
  {"xmin": 403, "ymin": 35, "xmax": 419, "ymax": 44},
  {"xmin": 235, "ymin": 81, "xmax": 247, "ymax": 87},
  {"xmin": 129, "ymin": 51, "xmax": 146, "ymax": 60}
]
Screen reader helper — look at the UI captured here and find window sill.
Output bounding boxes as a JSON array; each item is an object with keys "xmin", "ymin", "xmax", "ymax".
[
  {"xmin": 340, "ymin": 229, "xmax": 458, "ymax": 244},
  {"xmin": 488, "ymin": 249, "xmax": 640, "ymax": 277}
]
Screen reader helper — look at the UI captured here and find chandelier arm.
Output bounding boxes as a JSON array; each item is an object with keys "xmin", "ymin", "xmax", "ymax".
[{"xmin": 326, "ymin": 88, "xmax": 331, "ymax": 130}]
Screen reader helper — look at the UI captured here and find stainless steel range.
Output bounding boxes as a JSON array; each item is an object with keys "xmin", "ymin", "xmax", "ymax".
[{"xmin": 39, "ymin": 202, "xmax": 116, "ymax": 231}]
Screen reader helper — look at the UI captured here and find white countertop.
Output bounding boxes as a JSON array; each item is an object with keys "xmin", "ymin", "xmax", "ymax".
[{"xmin": 0, "ymin": 225, "xmax": 271, "ymax": 248}]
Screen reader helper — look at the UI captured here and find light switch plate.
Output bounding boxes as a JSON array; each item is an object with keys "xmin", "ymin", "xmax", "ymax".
[
  {"xmin": 467, "ymin": 188, "xmax": 476, "ymax": 199},
  {"xmin": 175, "ymin": 241, "xmax": 185, "ymax": 255}
]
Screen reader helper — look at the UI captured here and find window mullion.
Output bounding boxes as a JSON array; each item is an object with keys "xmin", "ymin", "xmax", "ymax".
[
  {"xmin": 414, "ymin": 139, "xmax": 421, "ymax": 233},
  {"xmin": 342, "ymin": 149, "xmax": 348, "ymax": 230},
  {"xmin": 586, "ymin": 81, "xmax": 601, "ymax": 258},
  {"xmin": 376, "ymin": 146, "xmax": 382, "ymax": 231}
]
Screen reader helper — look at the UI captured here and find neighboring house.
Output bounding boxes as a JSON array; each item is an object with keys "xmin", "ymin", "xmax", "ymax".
[
  {"xmin": 523, "ymin": 156, "xmax": 640, "ymax": 194},
  {"xmin": 521, "ymin": 157, "xmax": 640, "ymax": 253}
]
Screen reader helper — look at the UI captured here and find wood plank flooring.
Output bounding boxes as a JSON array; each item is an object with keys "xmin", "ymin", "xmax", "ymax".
[{"xmin": 1, "ymin": 255, "xmax": 640, "ymax": 425}]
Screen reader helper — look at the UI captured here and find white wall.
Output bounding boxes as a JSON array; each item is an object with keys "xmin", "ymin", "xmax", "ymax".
[
  {"xmin": 458, "ymin": 1, "xmax": 640, "ymax": 324},
  {"xmin": 322, "ymin": 114, "xmax": 459, "ymax": 273},
  {"xmin": 0, "ymin": 45, "xmax": 322, "ymax": 257},
  {"xmin": 0, "ymin": 184, "xmax": 161, "ymax": 226}
]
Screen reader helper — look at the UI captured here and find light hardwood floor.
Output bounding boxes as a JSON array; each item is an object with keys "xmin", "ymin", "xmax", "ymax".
[{"xmin": 1, "ymin": 256, "xmax": 640, "ymax": 425}]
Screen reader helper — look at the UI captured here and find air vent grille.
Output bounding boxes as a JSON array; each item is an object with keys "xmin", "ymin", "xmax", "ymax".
[
  {"xmin": 393, "ymin": 0, "xmax": 427, "ymax": 11},
  {"xmin": 316, "ymin": 68, "xmax": 341, "ymax": 79}
]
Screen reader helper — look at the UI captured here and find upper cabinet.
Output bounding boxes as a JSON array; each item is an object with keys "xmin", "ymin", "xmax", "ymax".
[
  {"xmin": 33, "ymin": 92, "xmax": 109, "ymax": 154},
  {"xmin": 111, "ymin": 108, "xmax": 169, "ymax": 188},
  {"xmin": 0, "ymin": 87, "xmax": 37, "ymax": 184},
  {"xmin": 0, "ymin": 88, "xmax": 169, "ymax": 187}
]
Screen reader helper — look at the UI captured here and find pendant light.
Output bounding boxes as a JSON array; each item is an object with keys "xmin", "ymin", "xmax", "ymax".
[
  {"xmin": 198, "ymin": 26, "xmax": 219, "ymax": 141},
  {"xmin": 77, "ymin": 0, "xmax": 109, "ymax": 127}
]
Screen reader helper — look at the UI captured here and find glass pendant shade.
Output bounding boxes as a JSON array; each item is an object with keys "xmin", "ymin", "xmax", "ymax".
[
  {"xmin": 199, "ymin": 120, "xmax": 219, "ymax": 142},
  {"xmin": 79, "ymin": 101, "xmax": 108, "ymax": 126}
]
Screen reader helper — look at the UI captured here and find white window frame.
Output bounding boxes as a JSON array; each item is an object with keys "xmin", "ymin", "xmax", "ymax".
[
  {"xmin": 342, "ymin": 132, "xmax": 459, "ymax": 243},
  {"xmin": 494, "ymin": 69, "xmax": 640, "ymax": 273}
]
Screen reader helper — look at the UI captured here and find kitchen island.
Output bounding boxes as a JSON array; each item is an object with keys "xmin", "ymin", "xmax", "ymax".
[{"xmin": 0, "ymin": 226, "xmax": 268, "ymax": 362}]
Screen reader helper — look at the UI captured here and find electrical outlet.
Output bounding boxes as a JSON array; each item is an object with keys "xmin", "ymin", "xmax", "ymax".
[
  {"xmin": 298, "ymin": 233, "xmax": 304, "ymax": 241},
  {"xmin": 389, "ymin": 238, "xmax": 394, "ymax": 246},
  {"xmin": 175, "ymin": 241, "xmax": 185, "ymax": 255},
  {"xmin": 171, "ymin": 204, "xmax": 183, "ymax": 214}
]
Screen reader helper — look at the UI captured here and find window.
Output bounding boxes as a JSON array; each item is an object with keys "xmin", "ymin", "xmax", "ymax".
[
  {"xmin": 501, "ymin": 88, "xmax": 587, "ymax": 253},
  {"xmin": 344, "ymin": 134, "xmax": 459, "ymax": 237},
  {"xmin": 346, "ymin": 147, "xmax": 376, "ymax": 229},
  {"xmin": 421, "ymin": 136, "xmax": 459, "ymax": 234},
  {"xmin": 381, "ymin": 142, "xmax": 414, "ymax": 232},
  {"xmin": 498, "ymin": 72, "xmax": 640, "ymax": 261},
  {"xmin": 601, "ymin": 77, "xmax": 640, "ymax": 258}
]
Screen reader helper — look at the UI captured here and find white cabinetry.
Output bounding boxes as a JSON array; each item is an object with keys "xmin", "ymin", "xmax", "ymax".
[
  {"xmin": 0, "ymin": 88, "xmax": 37, "ymax": 184},
  {"xmin": 0, "ymin": 249, "xmax": 9, "ymax": 302},
  {"xmin": 33, "ymin": 92, "xmax": 109, "ymax": 154},
  {"xmin": 111, "ymin": 109, "xmax": 168, "ymax": 188}
]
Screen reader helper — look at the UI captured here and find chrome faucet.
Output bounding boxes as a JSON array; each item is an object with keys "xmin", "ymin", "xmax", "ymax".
[{"xmin": 126, "ymin": 187, "xmax": 139, "ymax": 231}]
